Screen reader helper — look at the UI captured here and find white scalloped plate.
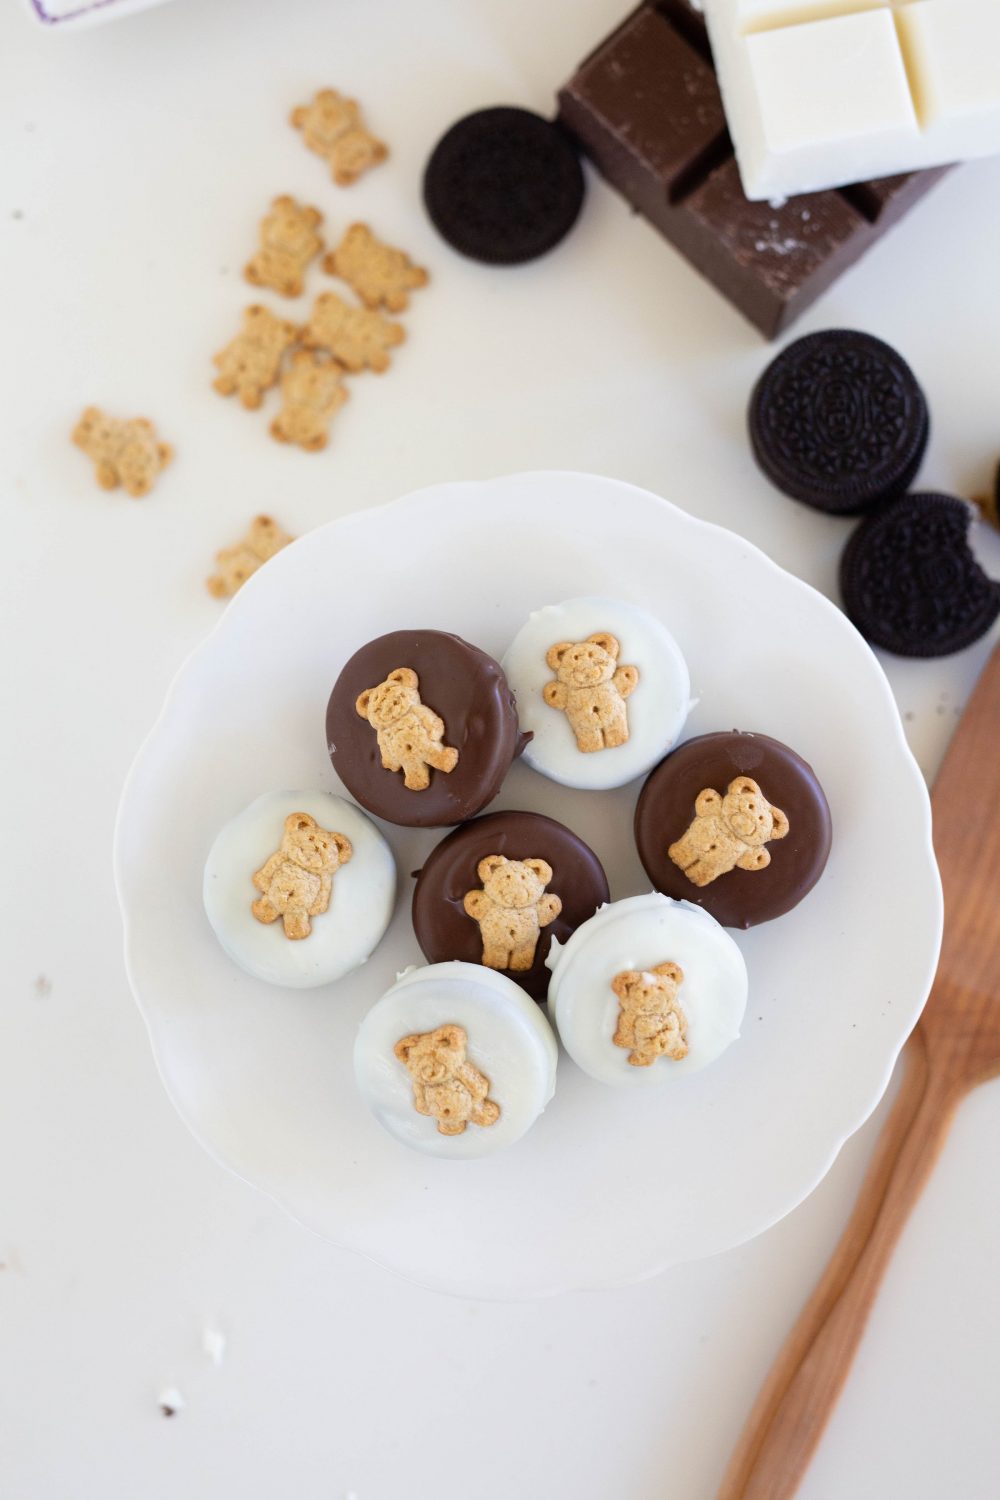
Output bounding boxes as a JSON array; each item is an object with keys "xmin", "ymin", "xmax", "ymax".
[{"xmin": 114, "ymin": 473, "xmax": 942, "ymax": 1299}]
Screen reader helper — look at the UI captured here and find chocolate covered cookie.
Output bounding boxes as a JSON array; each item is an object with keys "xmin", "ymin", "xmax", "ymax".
[
  {"xmin": 423, "ymin": 106, "xmax": 585, "ymax": 264},
  {"xmin": 840, "ymin": 492, "xmax": 1000, "ymax": 657},
  {"xmin": 749, "ymin": 330, "xmax": 928, "ymax": 514},
  {"xmin": 635, "ymin": 732, "xmax": 831, "ymax": 928},
  {"xmin": 501, "ymin": 596, "xmax": 691, "ymax": 791},
  {"xmin": 412, "ymin": 810, "xmax": 610, "ymax": 999},
  {"xmin": 354, "ymin": 961, "xmax": 558, "ymax": 1159},
  {"xmin": 546, "ymin": 894, "xmax": 747, "ymax": 1087},
  {"xmin": 326, "ymin": 630, "xmax": 527, "ymax": 828}
]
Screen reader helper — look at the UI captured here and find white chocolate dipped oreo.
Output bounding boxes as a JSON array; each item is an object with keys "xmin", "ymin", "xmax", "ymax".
[
  {"xmin": 203, "ymin": 790, "xmax": 396, "ymax": 988},
  {"xmin": 354, "ymin": 962, "xmax": 558, "ymax": 1158},
  {"xmin": 501, "ymin": 597, "xmax": 691, "ymax": 790},
  {"xmin": 546, "ymin": 894, "xmax": 747, "ymax": 1086}
]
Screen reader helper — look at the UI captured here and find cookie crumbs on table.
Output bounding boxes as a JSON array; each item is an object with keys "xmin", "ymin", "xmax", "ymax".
[
  {"xmin": 323, "ymin": 223, "xmax": 428, "ymax": 312},
  {"xmin": 270, "ymin": 350, "xmax": 349, "ymax": 451},
  {"xmin": 290, "ymin": 87, "xmax": 387, "ymax": 186},
  {"xmin": 206, "ymin": 515, "xmax": 294, "ymax": 599},
  {"xmin": 244, "ymin": 194, "xmax": 324, "ymax": 298},
  {"xmin": 302, "ymin": 290, "xmax": 405, "ymax": 373},
  {"xmin": 71, "ymin": 407, "xmax": 172, "ymax": 497},
  {"xmin": 212, "ymin": 306, "xmax": 300, "ymax": 409}
]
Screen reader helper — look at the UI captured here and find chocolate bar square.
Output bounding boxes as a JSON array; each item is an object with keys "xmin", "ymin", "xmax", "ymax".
[{"xmin": 557, "ymin": 0, "xmax": 948, "ymax": 337}]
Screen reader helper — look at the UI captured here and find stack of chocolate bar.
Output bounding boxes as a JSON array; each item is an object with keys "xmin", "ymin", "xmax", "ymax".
[{"xmin": 558, "ymin": 0, "xmax": 949, "ymax": 337}]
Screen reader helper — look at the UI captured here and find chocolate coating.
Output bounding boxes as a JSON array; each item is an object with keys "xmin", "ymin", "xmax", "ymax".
[
  {"xmin": 326, "ymin": 630, "xmax": 527, "ymax": 828},
  {"xmin": 412, "ymin": 810, "xmax": 610, "ymax": 999},
  {"xmin": 635, "ymin": 732, "xmax": 832, "ymax": 928},
  {"xmin": 840, "ymin": 493, "xmax": 1000, "ymax": 658},
  {"xmin": 749, "ymin": 330, "xmax": 929, "ymax": 514}
]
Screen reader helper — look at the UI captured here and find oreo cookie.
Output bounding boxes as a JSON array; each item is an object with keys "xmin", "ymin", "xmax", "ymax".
[
  {"xmin": 423, "ymin": 107, "xmax": 585, "ymax": 265},
  {"xmin": 749, "ymin": 330, "xmax": 928, "ymax": 515},
  {"xmin": 840, "ymin": 493, "xmax": 1000, "ymax": 658}
]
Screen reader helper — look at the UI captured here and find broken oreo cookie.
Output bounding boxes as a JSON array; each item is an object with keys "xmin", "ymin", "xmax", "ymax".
[
  {"xmin": 750, "ymin": 330, "xmax": 928, "ymax": 515},
  {"xmin": 840, "ymin": 492, "xmax": 1000, "ymax": 658},
  {"xmin": 423, "ymin": 106, "xmax": 585, "ymax": 264}
]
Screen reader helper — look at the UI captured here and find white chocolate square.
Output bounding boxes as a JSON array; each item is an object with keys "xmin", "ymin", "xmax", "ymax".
[
  {"xmin": 738, "ymin": 12, "xmax": 919, "ymax": 197},
  {"xmin": 702, "ymin": 0, "xmax": 1000, "ymax": 198}
]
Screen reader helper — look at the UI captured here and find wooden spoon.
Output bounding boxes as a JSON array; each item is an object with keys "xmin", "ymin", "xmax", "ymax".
[{"xmin": 718, "ymin": 639, "xmax": 1000, "ymax": 1500}]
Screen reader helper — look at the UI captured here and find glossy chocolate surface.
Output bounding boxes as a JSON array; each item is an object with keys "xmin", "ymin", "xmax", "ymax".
[
  {"xmin": 557, "ymin": 1, "xmax": 947, "ymax": 338},
  {"xmin": 635, "ymin": 731, "xmax": 832, "ymax": 927},
  {"xmin": 326, "ymin": 630, "xmax": 527, "ymax": 829},
  {"xmin": 412, "ymin": 810, "xmax": 610, "ymax": 999}
]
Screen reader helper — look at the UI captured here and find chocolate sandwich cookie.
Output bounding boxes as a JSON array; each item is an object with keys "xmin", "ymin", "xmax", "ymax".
[
  {"xmin": 412, "ymin": 810, "xmax": 610, "ymax": 1000},
  {"xmin": 749, "ymin": 330, "xmax": 928, "ymax": 514},
  {"xmin": 423, "ymin": 106, "xmax": 585, "ymax": 264},
  {"xmin": 635, "ymin": 732, "xmax": 832, "ymax": 928},
  {"xmin": 327, "ymin": 630, "xmax": 527, "ymax": 828},
  {"xmin": 840, "ymin": 493, "xmax": 1000, "ymax": 658}
]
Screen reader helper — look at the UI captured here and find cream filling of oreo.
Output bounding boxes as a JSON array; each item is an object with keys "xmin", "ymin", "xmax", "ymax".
[
  {"xmin": 546, "ymin": 894, "xmax": 747, "ymax": 1086},
  {"xmin": 203, "ymin": 790, "xmax": 396, "ymax": 989},
  {"xmin": 501, "ymin": 596, "xmax": 691, "ymax": 791},
  {"xmin": 354, "ymin": 962, "xmax": 558, "ymax": 1159}
]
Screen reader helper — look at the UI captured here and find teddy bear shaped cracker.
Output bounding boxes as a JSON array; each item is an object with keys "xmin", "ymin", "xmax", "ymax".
[
  {"xmin": 290, "ymin": 88, "xmax": 388, "ymax": 187},
  {"xmin": 611, "ymin": 961, "xmax": 689, "ymax": 1068},
  {"xmin": 394, "ymin": 1024, "xmax": 500, "ymax": 1136},
  {"xmin": 212, "ymin": 306, "xmax": 300, "ymax": 409},
  {"xmin": 543, "ymin": 632, "xmax": 639, "ymax": 753},
  {"xmin": 302, "ymin": 290, "xmax": 405, "ymax": 373},
  {"xmin": 463, "ymin": 855, "xmax": 563, "ymax": 972},
  {"xmin": 72, "ymin": 407, "xmax": 173, "ymax": 497},
  {"xmin": 206, "ymin": 514, "xmax": 294, "ymax": 599},
  {"xmin": 270, "ymin": 351, "xmax": 349, "ymax": 451},
  {"xmin": 669, "ymin": 777, "xmax": 789, "ymax": 888},
  {"xmin": 355, "ymin": 667, "xmax": 458, "ymax": 791},
  {"xmin": 324, "ymin": 223, "xmax": 429, "ymax": 312},
  {"xmin": 251, "ymin": 811, "xmax": 353, "ymax": 940},
  {"xmin": 245, "ymin": 195, "xmax": 324, "ymax": 298}
]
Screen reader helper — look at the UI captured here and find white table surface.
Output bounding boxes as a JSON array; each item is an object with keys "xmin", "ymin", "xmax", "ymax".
[{"xmin": 3, "ymin": 1, "xmax": 999, "ymax": 1495}]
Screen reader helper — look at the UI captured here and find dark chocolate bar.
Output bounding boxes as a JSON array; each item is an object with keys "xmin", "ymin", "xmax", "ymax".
[{"xmin": 557, "ymin": 1, "xmax": 948, "ymax": 338}]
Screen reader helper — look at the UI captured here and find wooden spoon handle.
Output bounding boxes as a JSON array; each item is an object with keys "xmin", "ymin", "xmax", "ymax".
[{"xmin": 717, "ymin": 1028, "xmax": 961, "ymax": 1500}]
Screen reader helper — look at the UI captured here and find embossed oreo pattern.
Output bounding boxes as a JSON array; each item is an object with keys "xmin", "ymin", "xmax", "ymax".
[
  {"xmin": 749, "ymin": 330, "xmax": 928, "ymax": 514},
  {"xmin": 840, "ymin": 493, "xmax": 1000, "ymax": 658}
]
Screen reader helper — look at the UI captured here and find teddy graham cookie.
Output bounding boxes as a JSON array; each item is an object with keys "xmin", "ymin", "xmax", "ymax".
[
  {"xmin": 203, "ymin": 790, "xmax": 395, "ymax": 987},
  {"xmin": 72, "ymin": 407, "xmax": 172, "ymax": 497},
  {"xmin": 206, "ymin": 515, "xmax": 294, "ymax": 599},
  {"xmin": 635, "ymin": 731, "xmax": 832, "ymax": 928},
  {"xmin": 270, "ymin": 351, "xmax": 349, "ymax": 451},
  {"xmin": 244, "ymin": 194, "xmax": 324, "ymax": 298},
  {"xmin": 291, "ymin": 88, "xmax": 387, "ymax": 186},
  {"xmin": 323, "ymin": 223, "xmax": 428, "ymax": 312},
  {"xmin": 412, "ymin": 810, "xmax": 610, "ymax": 1000},
  {"xmin": 354, "ymin": 961, "xmax": 558, "ymax": 1158},
  {"xmin": 546, "ymin": 894, "xmax": 748, "ymax": 1087},
  {"xmin": 326, "ymin": 629, "xmax": 528, "ymax": 828},
  {"xmin": 212, "ymin": 306, "xmax": 300, "ymax": 410},
  {"xmin": 502, "ymin": 597, "xmax": 691, "ymax": 790}
]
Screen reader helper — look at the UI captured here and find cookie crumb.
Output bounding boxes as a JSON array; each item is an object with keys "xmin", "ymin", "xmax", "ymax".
[
  {"xmin": 34, "ymin": 974, "xmax": 52, "ymax": 997},
  {"xmin": 202, "ymin": 1326, "xmax": 226, "ymax": 1367},
  {"xmin": 158, "ymin": 1387, "xmax": 185, "ymax": 1418}
]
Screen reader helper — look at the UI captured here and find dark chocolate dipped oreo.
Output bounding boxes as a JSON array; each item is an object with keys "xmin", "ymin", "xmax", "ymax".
[
  {"xmin": 412, "ymin": 810, "xmax": 610, "ymax": 1000},
  {"xmin": 749, "ymin": 330, "xmax": 928, "ymax": 514},
  {"xmin": 840, "ymin": 493, "xmax": 1000, "ymax": 658},
  {"xmin": 635, "ymin": 732, "xmax": 832, "ymax": 929},
  {"xmin": 423, "ymin": 106, "xmax": 585, "ymax": 265},
  {"xmin": 327, "ymin": 630, "xmax": 528, "ymax": 829}
]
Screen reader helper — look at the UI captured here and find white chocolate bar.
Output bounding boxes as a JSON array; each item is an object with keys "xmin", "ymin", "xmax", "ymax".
[{"xmin": 702, "ymin": 0, "xmax": 1000, "ymax": 199}]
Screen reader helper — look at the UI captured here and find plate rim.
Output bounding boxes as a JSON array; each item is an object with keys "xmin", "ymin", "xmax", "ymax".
[{"xmin": 113, "ymin": 470, "xmax": 943, "ymax": 1298}]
